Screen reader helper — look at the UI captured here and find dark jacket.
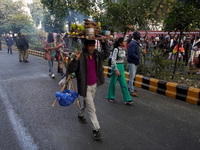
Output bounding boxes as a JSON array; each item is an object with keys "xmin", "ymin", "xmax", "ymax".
[
  {"xmin": 127, "ymin": 40, "xmax": 140, "ymax": 65},
  {"xmin": 6, "ymin": 37, "xmax": 14, "ymax": 46},
  {"xmin": 183, "ymin": 43, "xmax": 192, "ymax": 59},
  {"xmin": 16, "ymin": 36, "xmax": 29, "ymax": 50},
  {"xmin": 68, "ymin": 42, "xmax": 110, "ymax": 97}
]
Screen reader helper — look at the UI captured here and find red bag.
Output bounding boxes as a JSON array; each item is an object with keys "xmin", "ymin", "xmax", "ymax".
[
  {"xmin": 44, "ymin": 50, "xmax": 51, "ymax": 60},
  {"xmin": 43, "ymin": 41, "xmax": 51, "ymax": 60},
  {"xmin": 193, "ymin": 57, "xmax": 199, "ymax": 65}
]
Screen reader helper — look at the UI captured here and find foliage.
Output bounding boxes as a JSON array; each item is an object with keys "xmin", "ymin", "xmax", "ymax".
[
  {"xmin": 4, "ymin": 14, "xmax": 35, "ymax": 34},
  {"xmin": 41, "ymin": 0, "xmax": 68, "ymax": 33},
  {"xmin": 0, "ymin": 0, "xmax": 25, "ymax": 34},
  {"xmin": 28, "ymin": 0, "xmax": 44, "ymax": 27},
  {"xmin": 100, "ymin": 0, "xmax": 158, "ymax": 35},
  {"xmin": 104, "ymin": 0, "xmax": 136, "ymax": 35},
  {"xmin": 137, "ymin": 48, "xmax": 174, "ymax": 80},
  {"xmin": 163, "ymin": 1, "xmax": 199, "ymax": 32},
  {"xmin": 145, "ymin": 0, "xmax": 176, "ymax": 30}
]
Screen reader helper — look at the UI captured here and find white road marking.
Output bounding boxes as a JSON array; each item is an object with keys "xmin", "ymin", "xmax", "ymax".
[
  {"xmin": 0, "ymin": 73, "xmax": 48, "ymax": 83},
  {"xmin": 0, "ymin": 88, "xmax": 39, "ymax": 150}
]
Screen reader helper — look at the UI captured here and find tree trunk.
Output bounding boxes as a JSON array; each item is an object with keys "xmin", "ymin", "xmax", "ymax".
[
  {"xmin": 172, "ymin": 31, "xmax": 183, "ymax": 80},
  {"xmin": 145, "ymin": 21, "xmax": 148, "ymax": 39},
  {"xmin": 124, "ymin": 28, "xmax": 127, "ymax": 38}
]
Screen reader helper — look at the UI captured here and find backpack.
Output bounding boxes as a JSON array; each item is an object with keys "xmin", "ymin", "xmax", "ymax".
[
  {"xmin": 108, "ymin": 48, "xmax": 119, "ymax": 67},
  {"xmin": 18, "ymin": 37, "xmax": 27, "ymax": 50}
]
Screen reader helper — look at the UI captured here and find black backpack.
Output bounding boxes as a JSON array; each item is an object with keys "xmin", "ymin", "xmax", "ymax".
[
  {"xmin": 108, "ymin": 48, "xmax": 119, "ymax": 67},
  {"xmin": 18, "ymin": 37, "xmax": 27, "ymax": 50}
]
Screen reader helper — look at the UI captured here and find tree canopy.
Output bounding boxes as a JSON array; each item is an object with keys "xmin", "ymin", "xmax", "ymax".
[
  {"xmin": 28, "ymin": 0, "xmax": 44, "ymax": 27},
  {"xmin": 0, "ymin": 0, "xmax": 26, "ymax": 34}
]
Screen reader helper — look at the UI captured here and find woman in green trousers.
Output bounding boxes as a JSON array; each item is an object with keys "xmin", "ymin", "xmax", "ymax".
[{"xmin": 107, "ymin": 37, "xmax": 132, "ymax": 105}]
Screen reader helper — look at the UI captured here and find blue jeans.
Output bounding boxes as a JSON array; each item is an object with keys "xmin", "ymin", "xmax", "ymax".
[
  {"xmin": 48, "ymin": 57, "xmax": 54, "ymax": 74},
  {"xmin": 127, "ymin": 63, "xmax": 137, "ymax": 93},
  {"xmin": 7, "ymin": 45, "xmax": 12, "ymax": 54}
]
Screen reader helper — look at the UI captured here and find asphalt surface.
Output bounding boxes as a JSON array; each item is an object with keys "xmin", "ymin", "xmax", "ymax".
[{"xmin": 0, "ymin": 48, "xmax": 200, "ymax": 150}]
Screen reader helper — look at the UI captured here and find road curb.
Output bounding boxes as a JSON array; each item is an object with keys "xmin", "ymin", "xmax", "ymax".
[{"xmin": 103, "ymin": 66, "xmax": 200, "ymax": 106}]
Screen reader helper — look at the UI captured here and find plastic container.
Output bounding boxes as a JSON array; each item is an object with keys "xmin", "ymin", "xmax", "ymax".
[
  {"xmin": 86, "ymin": 28, "xmax": 95, "ymax": 38},
  {"xmin": 105, "ymin": 31, "xmax": 111, "ymax": 38},
  {"xmin": 102, "ymin": 30, "xmax": 106, "ymax": 36}
]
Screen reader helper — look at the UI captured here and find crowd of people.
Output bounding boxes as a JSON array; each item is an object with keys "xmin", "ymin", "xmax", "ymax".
[
  {"xmin": 44, "ymin": 30, "xmax": 200, "ymax": 141},
  {"xmin": 1, "ymin": 30, "xmax": 199, "ymax": 141},
  {"xmin": 126, "ymin": 33, "xmax": 200, "ymax": 74}
]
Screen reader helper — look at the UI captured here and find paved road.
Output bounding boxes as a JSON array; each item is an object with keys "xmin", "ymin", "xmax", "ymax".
[{"xmin": 0, "ymin": 48, "xmax": 200, "ymax": 150}]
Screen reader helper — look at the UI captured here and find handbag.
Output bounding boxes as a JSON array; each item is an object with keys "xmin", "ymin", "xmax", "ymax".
[
  {"xmin": 44, "ymin": 49, "xmax": 51, "ymax": 60},
  {"xmin": 43, "ymin": 41, "xmax": 51, "ymax": 60}
]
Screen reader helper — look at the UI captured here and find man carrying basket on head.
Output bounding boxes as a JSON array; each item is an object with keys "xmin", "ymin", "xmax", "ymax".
[{"xmin": 68, "ymin": 39, "xmax": 110, "ymax": 140}]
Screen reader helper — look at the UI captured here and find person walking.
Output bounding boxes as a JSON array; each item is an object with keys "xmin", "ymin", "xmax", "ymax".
[
  {"xmin": 15, "ymin": 32, "xmax": 24, "ymax": 62},
  {"xmin": 0, "ymin": 36, "xmax": 2, "ymax": 52},
  {"xmin": 149, "ymin": 36, "xmax": 156, "ymax": 57},
  {"xmin": 22, "ymin": 34, "xmax": 29, "ymax": 63},
  {"xmin": 192, "ymin": 36, "xmax": 200, "ymax": 48},
  {"xmin": 54, "ymin": 35, "xmax": 65, "ymax": 75},
  {"xmin": 189, "ymin": 41, "xmax": 200, "ymax": 74},
  {"xmin": 127, "ymin": 31, "xmax": 141, "ymax": 97},
  {"xmin": 68, "ymin": 39, "xmax": 110, "ymax": 140},
  {"xmin": 183, "ymin": 37, "xmax": 192, "ymax": 66},
  {"xmin": 18, "ymin": 34, "xmax": 29, "ymax": 62},
  {"xmin": 44, "ymin": 33, "xmax": 64, "ymax": 78},
  {"xmin": 107, "ymin": 37, "xmax": 132, "ymax": 104},
  {"xmin": 6, "ymin": 34, "xmax": 14, "ymax": 54}
]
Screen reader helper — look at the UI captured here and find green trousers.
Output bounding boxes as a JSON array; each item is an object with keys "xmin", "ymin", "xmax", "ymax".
[{"xmin": 107, "ymin": 63, "xmax": 132, "ymax": 102}]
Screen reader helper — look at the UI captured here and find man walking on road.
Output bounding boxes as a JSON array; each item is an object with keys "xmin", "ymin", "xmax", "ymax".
[
  {"xmin": 127, "ymin": 31, "xmax": 141, "ymax": 97},
  {"xmin": 16, "ymin": 32, "xmax": 24, "ymax": 62},
  {"xmin": 68, "ymin": 39, "xmax": 110, "ymax": 140},
  {"xmin": 17, "ymin": 34, "xmax": 29, "ymax": 63}
]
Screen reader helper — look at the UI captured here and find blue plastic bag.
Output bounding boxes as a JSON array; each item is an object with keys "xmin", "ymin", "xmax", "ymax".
[{"xmin": 55, "ymin": 90, "xmax": 78, "ymax": 107}]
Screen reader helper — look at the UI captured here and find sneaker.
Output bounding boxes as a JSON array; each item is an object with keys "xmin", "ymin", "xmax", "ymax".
[
  {"xmin": 108, "ymin": 98, "xmax": 115, "ymax": 103},
  {"xmin": 78, "ymin": 115, "xmax": 88, "ymax": 124},
  {"xmin": 51, "ymin": 74, "xmax": 55, "ymax": 78},
  {"xmin": 130, "ymin": 92, "xmax": 138, "ymax": 97},
  {"xmin": 19, "ymin": 60, "xmax": 23, "ymax": 62},
  {"xmin": 48, "ymin": 72, "xmax": 51, "ymax": 76},
  {"xmin": 125, "ymin": 101, "xmax": 133, "ymax": 105},
  {"xmin": 24, "ymin": 60, "xmax": 29, "ymax": 63},
  {"xmin": 92, "ymin": 130, "xmax": 102, "ymax": 140}
]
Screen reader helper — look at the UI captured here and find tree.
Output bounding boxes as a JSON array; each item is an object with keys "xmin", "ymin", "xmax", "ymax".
[
  {"xmin": 4, "ymin": 14, "xmax": 35, "ymax": 34},
  {"xmin": 164, "ymin": 1, "xmax": 200, "ymax": 79},
  {"xmin": 100, "ymin": 0, "xmax": 156, "ymax": 36},
  {"xmin": 103, "ymin": 0, "xmax": 136, "ymax": 36},
  {"xmin": 0, "ymin": 0, "xmax": 25, "ymax": 34},
  {"xmin": 40, "ymin": 0, "xmax": 68, "ymax": 33},
  {"xmin": 28, "ymin": 0, "xmax": 44, "ymax": 27}
]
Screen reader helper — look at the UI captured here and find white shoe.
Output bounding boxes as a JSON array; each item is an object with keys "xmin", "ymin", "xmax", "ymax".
[{"xmin": 51, "ymin": 74, "xmax": 55, "ymax": 78}]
